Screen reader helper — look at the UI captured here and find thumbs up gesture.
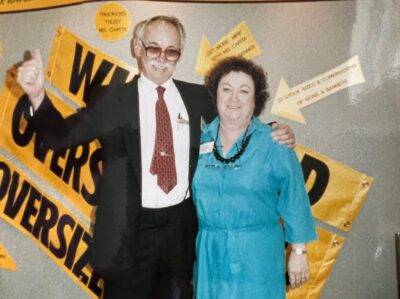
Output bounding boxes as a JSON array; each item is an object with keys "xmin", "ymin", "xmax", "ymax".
[{"xmin": 17, "ymin": 49, "xmax": 45, "ymax": 111}]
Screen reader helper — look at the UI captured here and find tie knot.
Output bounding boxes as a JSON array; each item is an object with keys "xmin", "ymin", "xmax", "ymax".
[{"xmin": 156, "ymin": 86, "xmax": 166, "ymax": 98}]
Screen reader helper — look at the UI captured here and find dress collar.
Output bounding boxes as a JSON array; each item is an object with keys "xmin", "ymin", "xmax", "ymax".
[{"xmin": 204, "ymin": 117, "xmax": 263, "ymax": 141}]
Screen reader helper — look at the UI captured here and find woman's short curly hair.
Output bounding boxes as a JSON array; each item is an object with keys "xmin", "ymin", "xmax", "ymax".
[{"xmin": 205, "ymin": 56, "xmax": 269, "ymax": 117}]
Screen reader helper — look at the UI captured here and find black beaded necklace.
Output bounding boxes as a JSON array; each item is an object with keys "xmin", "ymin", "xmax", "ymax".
[{"xmin": 213, "ymin": 124, "xmax": 253, "ymax": 164}]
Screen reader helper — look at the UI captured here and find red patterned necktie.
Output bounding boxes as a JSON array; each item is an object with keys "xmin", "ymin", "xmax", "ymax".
[{"xmin": 150, "ymin": 86, "xmax": 177, "ymax": 194}]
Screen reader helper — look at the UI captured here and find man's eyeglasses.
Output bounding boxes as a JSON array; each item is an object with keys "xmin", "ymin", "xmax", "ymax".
[{"xmin": 139, "ymin": 39, "xmax": 181, "ymax": 62}]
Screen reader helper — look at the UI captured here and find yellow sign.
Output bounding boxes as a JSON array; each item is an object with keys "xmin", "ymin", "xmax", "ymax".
[
  {"xmin": 94, "ymin": 2, "xmax": 132, "ymax": 42},
  {"xmin": 0, "ymin": 72, "xmax": 100, "ymax": 221},
  {"xmin": 46, "ymin": 25, "xmax": 138, "ymax": 107},
  {"xmin": 0, "ymin": 243, "xmax": 18, "ymax": 271},
  {"xmin": 0, "ymin": 155, "xmax": 103, "ymax": 297},
  {"xmin": 296, "ymin": 144, "xmax": 373, "ymax": 232},
  {"xmin": 0, "ymin": 38, "xmax": 3, "ymax": 58},
  {"xmin": 287, "ymin": 227, "xmax": 345, "ymax": 299},
  {"xmin": 0, "ymin": 0, "xmax": 91, "ymax": 13},
  {"xmin": 271, "ymin": 55, "xmax": 365, "ymax": 124},
  {"xmin": 195, "ymin": 21, "xmax": 262, "ymax": 76}
]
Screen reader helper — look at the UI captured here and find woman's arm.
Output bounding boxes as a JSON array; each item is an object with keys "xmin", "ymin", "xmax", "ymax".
[{"xmin": 288, "ymin": 243, "xmax": 309, "ymax": 289}]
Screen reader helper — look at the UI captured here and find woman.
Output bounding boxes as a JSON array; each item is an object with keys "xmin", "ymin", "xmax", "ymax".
[{"xmin": 192, "ymin": 57, "xmax": 317, "ymax": 299}]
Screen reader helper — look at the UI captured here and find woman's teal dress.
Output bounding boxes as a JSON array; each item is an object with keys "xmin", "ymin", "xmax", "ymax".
[{"xmin": 192, "ymin": 117, "xmax": 317, "ymax": 299}]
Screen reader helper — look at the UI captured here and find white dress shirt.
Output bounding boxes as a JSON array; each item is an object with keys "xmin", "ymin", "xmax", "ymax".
[{"xmin": 138, "ymin": 74, "xmax": 190, "ymax": 208}]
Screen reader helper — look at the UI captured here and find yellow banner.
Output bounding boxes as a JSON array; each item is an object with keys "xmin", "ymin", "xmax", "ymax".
[
  {"xmin": 0, "ymin": 242, "xmax": 18, "ymax": 271},
  {"xmin": 287, "ymin": 227, "xmax": 345, "ymax": 299},
  {"xmin": 0, "ymin": 155, "xmax": 103, "ymax": 297},
  {"xmin": 296, "ymin": 144, "xmax": 373, "ymax": 232},
  {"xmin": 0, "ymin": 71, "xmax": 100, "ymax": 221},
  {"xmin": 0, "ymin": 0, "xmax": 92, "ymax": 13},
  {"xmin": 46, "ymin": 25, "xmax": 137, "ymax": 107},
  {"xmin": 195, "ymin": 21, "xmax": 262, "ymax": 76}
]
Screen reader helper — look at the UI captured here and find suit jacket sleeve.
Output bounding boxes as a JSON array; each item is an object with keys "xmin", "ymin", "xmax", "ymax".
[
  {"xmin": 199, "ymin": 85, "xmax": 217, "ymax": 124},
  {"xmin": 25, "ymin": 84, "xmax": 121, "ymax": 151}
]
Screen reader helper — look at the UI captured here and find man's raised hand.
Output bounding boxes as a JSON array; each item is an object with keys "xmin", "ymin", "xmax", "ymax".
[{"xmin": 17, "ymin": 49, "xmax": 45, "ymax": 111}]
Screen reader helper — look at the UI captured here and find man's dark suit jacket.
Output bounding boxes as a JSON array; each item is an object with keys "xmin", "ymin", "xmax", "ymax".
[{"xmin": 25, "ymin": 75, "xmax": 216, "ymax": 276}]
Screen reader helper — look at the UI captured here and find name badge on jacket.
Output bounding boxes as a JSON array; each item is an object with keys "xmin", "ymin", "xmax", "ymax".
[{"xmin": 199, "ymin": 141, "xmax": 214, "ymax": 155}]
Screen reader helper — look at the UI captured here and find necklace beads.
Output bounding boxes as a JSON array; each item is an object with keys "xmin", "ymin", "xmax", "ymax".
[{"xmin": 212, "ymin": 124, "xmax": 252, "ymax": 164}]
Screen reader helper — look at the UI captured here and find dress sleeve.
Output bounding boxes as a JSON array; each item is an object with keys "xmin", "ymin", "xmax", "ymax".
[{"xmin": 274, "ymin": 146, "xmax": 318, "ymax": 244}]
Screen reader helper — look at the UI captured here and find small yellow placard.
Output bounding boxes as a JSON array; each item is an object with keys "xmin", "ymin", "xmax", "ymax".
[
  {"xmin": 271, "ymin": 55, "xmax": 365, "ymax": 124},
  {"xmin": 195, "ymin": 21, "xmax": 262, "ymax": 76},
  {"xmin": 94, "ymin": 2, "xmax": 131, "ymax": 41},
  {"xmin": 0, "ymin": 243, "xmax": 18, "ymax": 271}
]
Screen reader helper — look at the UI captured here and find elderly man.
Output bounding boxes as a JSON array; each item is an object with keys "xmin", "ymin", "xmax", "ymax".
[{"xmin": 17, "ymin": 15, "xmax": 295, "ymax": 299}]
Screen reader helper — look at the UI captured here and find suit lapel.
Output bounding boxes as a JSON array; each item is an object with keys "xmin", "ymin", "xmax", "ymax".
[
  {"xmin": 174, "ymin": 80, "xmax": 201, "ymax": 184},
  {"xmin": 174, "ymin": 80, "xmax": 195, "ymax": 132},
  {"xmin": 121, "ymin": 76, "xmax": 142, "ymax": 191}
]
